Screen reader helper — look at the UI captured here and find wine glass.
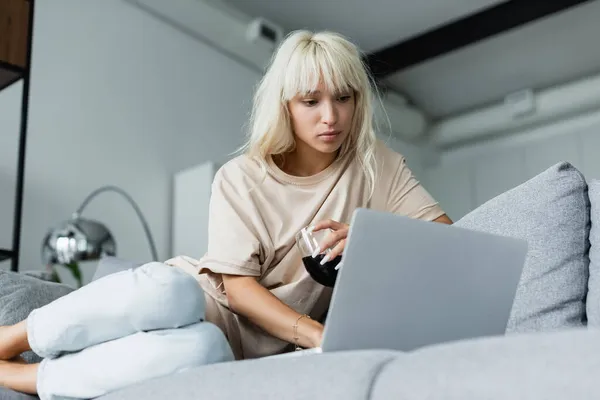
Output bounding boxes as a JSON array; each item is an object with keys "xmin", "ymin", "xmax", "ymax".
[{"xmin": 295, "ymin": 226, "xmax": 342, "ymax": 287}]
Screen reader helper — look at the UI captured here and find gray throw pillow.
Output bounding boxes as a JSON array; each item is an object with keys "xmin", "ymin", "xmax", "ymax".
[
  {"xmin": 0, "ymin": 271, "xmax": 74, "ymax": 363},
  {"xmin": 585, "ymin": 179, "xmax": 600, "ymax": 325},
  {"xmin": 455, "ymin": 161, "xmax": 590, "ymax": 333}
]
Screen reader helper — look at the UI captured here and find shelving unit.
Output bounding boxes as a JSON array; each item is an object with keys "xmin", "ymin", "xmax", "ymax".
[{"xmin": 0, "ymin": 0, "xmax": 35, "ymax": 272}]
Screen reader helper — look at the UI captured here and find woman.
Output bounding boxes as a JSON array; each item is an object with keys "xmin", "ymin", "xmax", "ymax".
[
  {"xmin": 0, "ymin": 29, "xmax": 451, "ymax": 398},
  {"xmin": 167, "ymin": 29, "xmax": 452, "ymax": 360}
]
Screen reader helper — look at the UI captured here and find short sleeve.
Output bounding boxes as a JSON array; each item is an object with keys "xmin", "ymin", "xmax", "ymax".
[
  {"xmin": 387, "ymin": 158, "xmax": 446, "ymax": 221},
  {"xmin": 196, "ymin": 169, "xmax": 263, "ymax": 278}
]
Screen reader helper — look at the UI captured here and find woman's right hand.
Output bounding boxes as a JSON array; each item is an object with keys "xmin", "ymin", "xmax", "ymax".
[
  {"xmin": 222, "ymin": 274, "xmax": 324, "ymax": 349},
  {"xmin": 310, "ymin": 219, "xmax": 349, "ymax": 264},
  {"xmin": 304, "ymin": 317, "xmax": 324, "ymax": 348}
]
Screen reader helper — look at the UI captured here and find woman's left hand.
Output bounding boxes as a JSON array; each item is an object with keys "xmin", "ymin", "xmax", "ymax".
[{"xmin": 310, "ymin": 219, "xmax": 349, "ymax": 265}]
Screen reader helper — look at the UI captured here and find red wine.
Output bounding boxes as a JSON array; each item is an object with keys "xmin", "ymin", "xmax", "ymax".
[{"xmin": 302, "ymin": 254, "xmax": 341, "ymax": 287}]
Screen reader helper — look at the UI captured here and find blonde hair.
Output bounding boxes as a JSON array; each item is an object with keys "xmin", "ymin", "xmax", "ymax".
[{"xmin": 239, "ymin": 30, "xmax": 380, "ymax": 197}]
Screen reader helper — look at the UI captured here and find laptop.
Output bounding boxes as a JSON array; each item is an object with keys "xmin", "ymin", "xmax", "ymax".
[{"xmin": 277, "ymin": 207, "xmax": 527, "ymax": 357}]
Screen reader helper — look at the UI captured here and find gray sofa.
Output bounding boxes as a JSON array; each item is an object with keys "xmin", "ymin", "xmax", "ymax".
[{"xmin": 2, "ymin": 161, "xmax": 600, "ymax": 399}]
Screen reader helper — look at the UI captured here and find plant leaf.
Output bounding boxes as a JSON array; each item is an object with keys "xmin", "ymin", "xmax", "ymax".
[{"xmin": 64, "ymin": 262, "xmax": 83, "ymax": 288}]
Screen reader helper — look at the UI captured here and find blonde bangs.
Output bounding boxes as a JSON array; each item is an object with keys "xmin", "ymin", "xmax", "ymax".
[{"xmin": 282, "ymin": 39, "xmax": 359, "ymax": 101}]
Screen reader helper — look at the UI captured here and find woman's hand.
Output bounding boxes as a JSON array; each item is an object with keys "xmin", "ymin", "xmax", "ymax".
[
  {"xmin": 305, "ymin": 319, "xmax": 324, "ymax": 348},
  {"xmin": 222, "ymin": 275, "xmax": 324, "ymax": 349},
  {"xmin": 311, "ymin": 219, "xmax": 349, "ymax": 265}
]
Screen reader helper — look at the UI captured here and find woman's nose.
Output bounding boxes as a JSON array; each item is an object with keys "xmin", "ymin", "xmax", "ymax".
[{"xmin": 321, "ymin": 102, "xmax": 338, "ymax": 125}]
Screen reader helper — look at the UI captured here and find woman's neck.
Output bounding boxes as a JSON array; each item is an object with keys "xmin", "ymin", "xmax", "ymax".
[{"xmin": 276, "ymin": 143, "xmax": 338, "ymax": 177}]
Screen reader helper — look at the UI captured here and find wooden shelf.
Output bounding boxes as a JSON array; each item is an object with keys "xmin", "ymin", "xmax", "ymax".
[
  {"xmin": 0, "ymin": 0, "xmax": 30, "ymax": 66},
  {"xmin": 0, "ymin": 0, "xmax": 30, "ymax": 92},
  {"xmin": 0, "ymin": 249, "xmax": 14, "ymax": 262},
  {"xmin": 0, "ymin": 59, "xmax": 24, "ymax": 91}
]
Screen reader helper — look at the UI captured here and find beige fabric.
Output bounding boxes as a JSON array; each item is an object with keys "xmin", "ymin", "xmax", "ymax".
[{"xmin": 166, "ymin": 139, "xmax": 445, "ymax": 360}]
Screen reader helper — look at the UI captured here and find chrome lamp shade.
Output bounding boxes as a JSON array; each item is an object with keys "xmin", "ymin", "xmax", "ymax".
[
  {"xmin": 42, "ymin": 217, "xmax": 116, "ymax": 265},
  {"xmin": 41, "ymin": 185, "xmax": 157, "ymax": 267}
]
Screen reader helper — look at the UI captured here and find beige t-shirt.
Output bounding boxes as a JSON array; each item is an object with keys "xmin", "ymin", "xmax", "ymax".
[{"xmin": 166, "ymin": 139, "xmax": 445, "ymax": 360}]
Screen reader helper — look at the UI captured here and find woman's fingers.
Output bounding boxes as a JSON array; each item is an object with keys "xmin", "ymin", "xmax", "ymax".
[
  {"xmin": 311, "ymin": 228, "xmax": 348, "ymax": 259},
  {"xmin": 311, "ymin": 219, "xmax": 345, "ymax": 232},
  {"xmin": 320, "ymin": 239, "xmax": 346, "ymax": 265},
  {"xmin": 308, "ymin": 219, "xmax": 350, "ymax": 261},
  {"xmin": 319, "ymin": 229, "xmax": 347, "ymax": 253}
]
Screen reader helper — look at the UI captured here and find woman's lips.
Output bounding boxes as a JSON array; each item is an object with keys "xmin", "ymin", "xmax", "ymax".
[{"xmin": 317, "ymin": 131, "xmax": 341, "ymax": 142}]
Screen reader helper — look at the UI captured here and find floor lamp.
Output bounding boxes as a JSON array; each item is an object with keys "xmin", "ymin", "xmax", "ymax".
[{"xmin": 41, "ymin": 186, "xmax": 158, "ymax": 283}]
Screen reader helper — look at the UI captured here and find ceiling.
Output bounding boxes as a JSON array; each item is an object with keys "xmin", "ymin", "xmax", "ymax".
[
  {"xmin": 221, "ymin": 0, "xmax": 600, "ymax": 119},
  {"xmin": 387, "ymin": 1, "xmax": 600, "ymax": 118},
  {"xmin": 221, "ymin": 0, "xmax": 505, "ymax": 52}
]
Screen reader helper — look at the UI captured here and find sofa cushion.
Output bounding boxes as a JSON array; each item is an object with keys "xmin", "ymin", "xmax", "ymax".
[
  {"xmin": 371, "ymin": 328, "xmax": 600, "ymax": 399},
  {"xmin": 455, "ymin": 162, "xmax": 590, "ymax": 332},
  {"xmin": 98, "ymin": 350, "xmax": 398, "ymax": 400},
  {"xmin": 0, "ymin": 271, "xmax": 73, "ymax": 363},
  {"xmin": 586, "ymin": 179, "xmax": 600, "ymax": 325}
]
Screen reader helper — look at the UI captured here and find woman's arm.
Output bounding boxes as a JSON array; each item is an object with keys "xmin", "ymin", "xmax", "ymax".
[{"xmin": 222, "ymin": 274, "xmax": 324, "ymax": 349}]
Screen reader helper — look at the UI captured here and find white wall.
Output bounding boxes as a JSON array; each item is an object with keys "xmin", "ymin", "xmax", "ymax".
[
  {"xmin": 384, "ymin": 135, "xmax": 427, "ymax": 179},
  {"xmin": 421, "ymin": 108, "xmax": 600, "ymax": 221},
  {"xmin": 0, "ymin": 0, "xmax": 430, "ymax": 286},
  {"xmin": 0, "ymin": 0, "xmax": 261, "ymax": 284}
]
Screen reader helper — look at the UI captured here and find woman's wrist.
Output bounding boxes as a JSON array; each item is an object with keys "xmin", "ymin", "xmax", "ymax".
[
  {"xmin": 294, "ymin": 316, "xmax": 323, "ymax": 349},
  {"xmin": 308, "ymin": 322, "xmax": 323, "ymax": 348}
]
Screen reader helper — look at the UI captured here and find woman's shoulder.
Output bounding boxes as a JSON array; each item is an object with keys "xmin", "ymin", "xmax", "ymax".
[
  {"xmin": 213, "ymin": 154, "xmax": 266, "ymax": 190},
  {"xmin": 373, "ymin": 138, "xmax": 407, "ymax": 175}
]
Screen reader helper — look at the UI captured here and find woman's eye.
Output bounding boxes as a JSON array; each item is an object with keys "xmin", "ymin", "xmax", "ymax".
[
  {"xmin": 303, "ymin": 99, "xmax": 318, "ymax": 106},
  {"xmin": 338, "ymin": 95, "xmax": 352, "ymax": 103}
]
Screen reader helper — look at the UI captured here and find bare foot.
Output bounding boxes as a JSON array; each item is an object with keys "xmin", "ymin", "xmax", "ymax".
[
  {"xmin": 0, "ymin": 321, "xmax": 30, "ymax": 360},
  {"xmin": 0, "ymin": 359, "xmax": 38, "ymax": 394}
]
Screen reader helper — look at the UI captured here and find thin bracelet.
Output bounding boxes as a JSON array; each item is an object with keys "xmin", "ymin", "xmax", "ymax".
[{"xmin": 293, "ymin": 314, "xmax": 311, "ymax": 351}]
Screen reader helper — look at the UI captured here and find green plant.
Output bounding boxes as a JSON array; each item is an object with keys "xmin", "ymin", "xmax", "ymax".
[{"xmin": 49, "ymin": 262, "xmax": 83, "ymax": 288}]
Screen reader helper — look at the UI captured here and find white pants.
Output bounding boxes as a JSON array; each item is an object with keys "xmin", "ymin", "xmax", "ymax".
[{"xmin": 26, "ymin": 262, "xmax": 234, "ymax": 400}]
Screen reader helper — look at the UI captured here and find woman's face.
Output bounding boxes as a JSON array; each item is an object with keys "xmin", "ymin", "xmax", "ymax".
[{"xmin": 287, "ymin": 82, "xmax": 355, "ymax": 156}]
